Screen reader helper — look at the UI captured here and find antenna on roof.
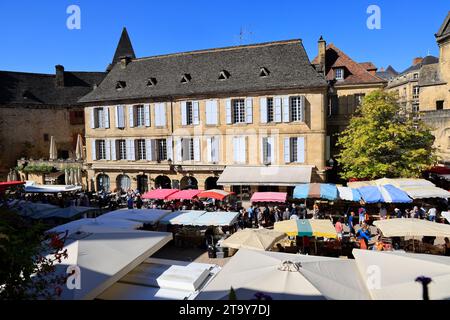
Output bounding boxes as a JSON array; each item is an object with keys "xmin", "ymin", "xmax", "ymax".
[
  {"xmin": 427, "ymin": 49, "xmax": 431, "ymax": 56},
  {"xmin": 236, "ymin": 26, "xmax": 253, "ymax": 45}
]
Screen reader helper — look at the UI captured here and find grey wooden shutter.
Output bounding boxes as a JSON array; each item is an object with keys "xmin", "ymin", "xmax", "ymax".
[
  {"xmin": 193, "ymin": 101, "xmax": 200, "ymax": 125},
  {"xmin": 212, "ymin": 100, "xmax": 218, "ymax": 125},
  {"xmin": 181, "ymin": 101, "xmax": 187, "ymax": 126},
  {"xmin": 245, "ymin": 98, "xmax": 253, "ymax": 123},
  {"xmin": 103, "ymin": 107, "xmax": 110, "ymax": 128},
  {"xmin": 144, "ymin": 104, "xmax": 151, "ymax": 127},
  {"xmin": 206, "ymin": 137, "xmax": 212, "ymax": 163},
  {"xmin": 300, "ymin": 95, "xmax": 306, "ymax": 122},
  {"xmin": 128, "ymin": 105, "xmax": 134, "ymax": 127},
  {"xmin": 213, "ymin": 136, "xmax": 219, "ymax": 163},
  {"xmin": 145, "ymin": 139, "xmax": 152, "ymax": 161},
  {"xmin": 90, "ymin": 108, "xmax": 96, "ymax": 129},
  {"xmin": 159, "ymin": 103, "xmax": 166, "ymax": 127},
  {"xmin": 129, "ymin": 139, "xmax": 136, "ymax": 161},
  {"xmin": 166, "ymin": 137, "xmax": 173, "ymax": 161},
  {"xmin": 260, "ymin": 97, "xmax": 267, "ymax": 123},
  {"xmin": 274, "ymin": 96, "xmax": 282, "ymax": 122},
  {"xmin": 297, "ymin": 137, "xmax": 305, "ymax": 163},
  {"xmin": 91, "ymin": 139, "xmax": 97, "ymax": 160},
  {"xmin": 284, "ymin": 138, "xmax": 290, "ymax": 163},
  {"xmin": 115, "ymin": 106, "xmax": 119, "ymax": 128},
  {"xmin": 105, "ymin": 139, "xmax": 111, "ymax": 160},
  {"xmin": 269, "ymin": 136, "xmax": 275, "ymax": 164},
  {"xmin": 260, "ymin": 137, "xmax": 266, "ymax": 164},
  {"xmin": 282, "ymin": 96, "xmax": 290, "ymax": 122},
  {"xmin": 193, "ymin": 138, "xmax": 200, "ymax": 161},
  {"xmin": 175, "ymin": 138, "xmax": 182, "ymax": 162},
  {"xmin": 111, "ymin": 139, "xmax": 117, "ymax": 160},
  {"xmin": 240, "ymin": 136, "xmax": 247, "ymax": 163},
  {"xmin": 226, "ymin": 99, "xmax": 232, "ymax": 124}
]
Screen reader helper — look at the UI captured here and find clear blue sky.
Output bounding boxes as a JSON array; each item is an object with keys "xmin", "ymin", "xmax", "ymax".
[{"xmin": 0, "ymin": 0, "xmax": 448, "ymax": 74}]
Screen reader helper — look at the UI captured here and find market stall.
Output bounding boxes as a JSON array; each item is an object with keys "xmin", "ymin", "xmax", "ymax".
[
  {"xmin": 141, "ymin": 189, "xmax": 179, "ymax": 200},
  {"xmin": 197, "ymin": 189, "xmax": 234, "ymax": 201},
  {"xmin": 98, "ymin": 208, "xmax": 172, "ymax": 225},
  {"xmin": 293, "ymin": 183, "xmax": 338, "ymax": 200},
  {"xmin": 166, "ymin": 189, "xmax": 203, "ymax": 200},
  {"xmin": 250, "ymin": 192, "xmax": 287, "ymax": 203},
  {"xmin": 221, "ymin": 228, "xmax": 286, "ymax": 251}
]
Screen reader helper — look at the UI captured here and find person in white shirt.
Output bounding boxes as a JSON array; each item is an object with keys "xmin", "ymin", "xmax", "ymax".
[
  {"xmin": 290, "ymin": 213, "xmax": 299, "ymax": 220},
  {"xmin": 428, "ymin": 207, "xmax": 437, "ymax": 222}
]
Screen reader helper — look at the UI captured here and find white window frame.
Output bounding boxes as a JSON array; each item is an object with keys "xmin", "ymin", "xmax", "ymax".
[
  {"xmin": 95, "ymin": 107, "xmax": 105, "ymax": 128},
  {"xmin": 136, "ymin": 139, "xmax": 146, "ymax": 160},
  {"xmin": 135, "ymin": 105, "xmax": 145, "ymax": 127},
  {"xmin": 290, "ymin": 96, "xmax": 303, "ymax": 122},
  {"xmin": 117, "ymin": 139, "xmax": 127, "ymax": 160},
  {"xmin": 335, "ymin": 68, "xmax": 344, "ymax": 80},
  {"xmin": 96, "ymin": 140, "xmax": 106, "ymax": 160},
  {"xmin": 157, "ymin": 139, "xmax": 167, "ymax": 161},
  {"xmin": 232, "ymin": 99, "xmax": 246, "ymax": 123}
]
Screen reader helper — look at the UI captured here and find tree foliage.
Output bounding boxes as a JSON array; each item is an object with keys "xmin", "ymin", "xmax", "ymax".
[
  {"xmin": 336, "ymin": 90, "xmax": 437, "ymax": 180},
  {"xmin": 0, "ymin": 207, "xmax": 68, "ymax": 300}
]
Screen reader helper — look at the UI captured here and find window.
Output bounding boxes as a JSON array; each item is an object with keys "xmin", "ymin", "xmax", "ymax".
[
  {"xmin": 157, "ymin": 139, "xmax": 167, "ymax": 161},
  {"xmin": 189, "ymin": 139, "xmax": 194, "ymax": 161},
  {"xmin": 94, "ymin": 107, "xmax": 105, "ymax": 128},
  {"xmin": 117, "ymin": 140, "xmax": 127, "ymax": 160},
  {"xmin": 290, "ymin": 137, "xmax": 298, "ymax": 162},
  {"xmin": 135, "ymin": 105, "xmax": 145, "ymax": 127},
  {"xmin": 97, "ymin": 174, "xmax": 110, "ymax": 192},
  {"xmin": 186, "ymin": 101, "xmax": 193, "ymax": 125},
  {"xmin": 146, "ymin": 78, "xmax": 157, "ymax": 87},
  {"xmin": 116, "ymin": 81, "xmax": 126, "ymax": 90},
  {"xmin": 232, "ymin": 99, "xmax": 246, "ymax": 123},
  {"xmin": 218, "ymin": 70, "xmax": 230, "ymax": 80},
  {"xmin": 354, "ymin": 94, "xmax": 365, "ymax": 107},
  {"xmin": 267, "ymin": 98, "xmax": 274, "ymax": 122},
  {"xmin": 136, "ymin": 139, "xmax": 146, "ymax": 160},
  {"xmin": 290, "ymin": 96, "xmax": 303, "ymax": 122},
  {"xmin": 181, "ymin": 74, "xmax": 191, "ymax": 83},
  {"xmin": 69, "ymin": 110, "xmax": 84, "ymax": 125},
  {"xmin": 335, "ymin": 68, "xmax": 344, "ymax": 80},
  {"xmin": 96, "ymin": 140, "xmax": 106, "ymax": 160},
  {"xmin": 413, "ymin": 73, "xmax": 419, "ymax": 79},
  {"xmin": 413, "ymin": 86, "xmax": 420, "ymax": 99},
  {"xmin": 412, "ymin": 103, "xmax": 420, "ymax": 113},
  {"xmin": 43, "ymin": 134, "xmax": 49, "ymax": 142},
  {"xmin": 262, "ymin": 137, "xmax": 273, "ymax": 164},
  {"xmin": 259, "ymin": 67, "xmax": 270, "ymax": 77},
  {"xmin": 436, "ymin": 100, "xmax": 444, "ymax": 110}
]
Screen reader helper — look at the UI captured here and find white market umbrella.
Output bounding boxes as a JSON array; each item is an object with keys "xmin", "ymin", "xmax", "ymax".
[
  {"xmin": 374, "ymin": 218, "xmax": 450, "ymax": 238},
  {"xmin": 75, "ymin": 134, "xmax": 85, "ymax": 161},
  {"xmin": 49, "ymin": 136, "xmax": 57, "ymax": 160},
  {"xmin": 221, "ymin": 229, "xmax": 286, "ymax": 251},
  {"xmin": 197, "ymin": 249, "xmax": 371, "ymax": 300},
  {"xmin": 352, "ymin": 249, "xmax": 450, "ymax": 300}
]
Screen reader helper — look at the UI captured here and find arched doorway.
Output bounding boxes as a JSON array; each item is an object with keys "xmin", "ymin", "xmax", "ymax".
[
  {"xmin": 154, "ymin": 175, "xmax": 171, "ymax": 189},
  {"xmin": 96, "ymin": 174, "xmax": 110, "ymax": 192},
  {"xmin": 180, "ymin": 176, "xmax": 198, "ymax": 190},
  {"xmin": 137, "ymin": 175, "xmax": 149, "ymax": 193},
  {"xmin": 204, "ymin": 176, "xmax": 222, "ymax": 190},
  {"xmin": 116, "ymin": 174, "xmax": 131, "ymax": 192}
]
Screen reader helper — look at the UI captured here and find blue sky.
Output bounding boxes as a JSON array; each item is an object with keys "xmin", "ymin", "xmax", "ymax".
[{"xmin": 0, "ymin": 0, "xmax": 448, "ymax": 74}]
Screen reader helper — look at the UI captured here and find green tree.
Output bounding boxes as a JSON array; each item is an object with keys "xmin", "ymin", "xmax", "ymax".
[{"xmin": 336, "ymin": 90, "xmax": 437, "ymax": 180}]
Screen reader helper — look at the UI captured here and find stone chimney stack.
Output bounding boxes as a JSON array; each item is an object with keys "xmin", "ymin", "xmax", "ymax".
[
  {"xmin": 120, "ymin": 56, "xmax": 132, "ymax": 69},
  {"xmin": 55, "ymin": 65, "xmax": 65, "ymax": 87},
  {"xmin": 413, "ymin": 57, "xmax": 423, "ymax": 66},
  {"xmin": 318, "ymin": 36, "xmax": 326, "ymax": 74}
]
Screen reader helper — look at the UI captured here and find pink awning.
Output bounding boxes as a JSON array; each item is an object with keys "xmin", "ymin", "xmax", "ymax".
[
  {"xmin": 141, "ymin": 189, "xmax": 179, "ymax": 200},
  {"xmin": 197, "ymin": 189, "xmax": 234, "ymax": 201},
  {"xmin": 250, "ymin": 192, "xmax": 287, "ymax": 203},
  {"xmin": 166, "ymin": 189, "xmax": 203, "ymax": 200}
]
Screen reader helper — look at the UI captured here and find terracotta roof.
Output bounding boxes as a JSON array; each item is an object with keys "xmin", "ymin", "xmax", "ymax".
[
  {"xmin": 359, "ymin": 62, "xmax": 377, "ymax": 71},
  {"xmin": 312, "ymin": 43, "xmax": 386, "ymax": 85}
]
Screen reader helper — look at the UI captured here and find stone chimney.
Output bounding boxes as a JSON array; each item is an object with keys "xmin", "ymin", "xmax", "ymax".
[
  {"xmin": 55, "ymin": 65, "xmax": 65, "ymax": 87},
  {"xmin": 413, "ymin": 57, "xmax": 423, "ymax": 66},
  {"xmin": 120, "ymin": 56, "xmax": 132, "ymax": 69},
  {"xmin": 318, "ymin": 36, "xmax": 326, "ymax": 74}
]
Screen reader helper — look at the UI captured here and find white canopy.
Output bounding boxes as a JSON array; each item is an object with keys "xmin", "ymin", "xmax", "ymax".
[
  {"xmin": 192, "ymin": 211, "xmax": 240, "ymax": 226},
  {"xmin": 352, "ymin": 249, "xmax": 450, "ymax": 300},
  {"xmin": 24, "ymin": 181, "xmax": 81, "ymax": 193},
  {"xmin": 221, "ymin": 229, "xmax": 286, "ymax": 251},
  {"xmin": 197, "ymin": 249, "xmax": 371, "ymax": 300},
  {"xmin": 47, "ymin": 218, "xmax": 143, "ymax": 236},
  {"xmin": 442, "ymin": 211, "xmax": 450, "ymax": 223},
  {"xmin": 374, "ymin": 218, "xmax": 450, "ymax": 237},
  {"xmin": 159, "ymin": 210, "xmax": 207, "ymax": 225},
  {"xmin": 98, "ymin": 209, "xmax": 172, "ymax": 224},
  {"xmin": 53, "ymin": 229, "xmax": 172, "ymax": 300}
]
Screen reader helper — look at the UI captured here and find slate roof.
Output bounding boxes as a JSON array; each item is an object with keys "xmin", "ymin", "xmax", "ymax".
[
  {"xmin": 399, "ymin": 56, "xmax": 439, "ymax": 75},
  {"xmin": 110, "ymin": 28, "xmax": 136, "ymax": 67},
  {"xmin": 376, "ymin": 65, "xmax": 398, "ymax": 80},
  {"xmin": 436, "ymin": 11, "xmax": 450, "ymax": 43},
  {"xmin": 79, "ymin": 39, "xmax": 327, "ymax": 103},
  {"xmin": 418, "ymin": 63, "xmax": 446, "ymax": 87},
  {"xmin": 0, "ymin": 70, "xmax": 105, "ymax": 106},
  {"xmin": 311, "ymin": 43, "xmax": 386, "ymax": 86}
]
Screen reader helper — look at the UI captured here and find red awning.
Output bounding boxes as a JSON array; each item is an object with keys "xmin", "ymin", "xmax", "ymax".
[
  {"xmin": 197, "ymin": 189, "xmax": 234, "ymax": 201},
  {"xmin": 141, "ymin": 189, "xmax": 179, "ymax": 200},
  {"xmin": 427, "ymin": 166, "xmax": 450, "ymax": 174},
  {"xmin": 166, "ymin": 189, "xmax": 203, "ymax": 200},
  {"xmin": 0, "ymin": 181, "xmax": 25, "ymax": 193},
  {"xmin": 250, "ymin": 192, "xmax": 287, "ymax": 203}
]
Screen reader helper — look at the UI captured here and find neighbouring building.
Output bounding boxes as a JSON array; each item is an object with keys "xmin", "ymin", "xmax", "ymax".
[
  {"xmin": 79, "ymin": 30, "xmax": 329, "ymax": 199},
  {"xmin": 311, "ymin": 38, "xmax": 387, "ymax": 166},
  {"xmin": 0, "ymin": 66, "xmax": 105, "ymax": 181},
  {"xmin": 419, "ymin": 11, "xmax": 450, "ymax": 164},
  {"xmin": 376, "ymin": 65, "xmax": 399, "ymax": 81}
]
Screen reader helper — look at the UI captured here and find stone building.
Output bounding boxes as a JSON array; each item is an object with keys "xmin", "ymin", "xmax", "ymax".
[
  {"xmin": 419, "ymin": 11, "xmax": 450, "ymax": 164},
  {"xmin": 311, "ymin": 38, "xmax": 386, "ymax": 162},
  {"xmin": 79, "ymin": 33, "xmax": 329, "ymax": 198},
  {"xmin": 0, "ymin": 66, "xmax": 105, "ymax": 180}
]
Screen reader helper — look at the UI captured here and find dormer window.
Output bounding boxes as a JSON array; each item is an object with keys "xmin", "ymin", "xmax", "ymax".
[
  {"xmin": 335, "ymin": 68, "xmax": 344, "ymax": 80},
  {"xmin": 259, "ymin": 67, "xmax": 270, "ymax": 77},
  {"xmin": 116, "ymin": 81, "xmax": 126, "ymax": 90},
  {"xmin": 181, "ymin": 74, "xmax": 191, "ymax": 84},
  {"xmin": 218, "ymin": 70, "xmax": 230, "ymax": 80},
  {"xmin": 147, "ymin": 77, "xmax": 157, "ymax": 87}
]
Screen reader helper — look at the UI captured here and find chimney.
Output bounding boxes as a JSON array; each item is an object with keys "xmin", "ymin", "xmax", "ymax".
[
  {"xmin": 55, "ymin": 65, "xmax": 65, "ymax": 87},
  {"xmin": 413, "ymin": 57, "xmax": 423, "ymax": 66},
  {"xmin": 318, "ymin": 36, "xmax": 326, "ymax": 74},
  {"xmin": 380, "ymin": 67, "xmax": 385, "ymax": 72},
  {"xmin": 120, "ymin": 56, "xmax": 132, "ymax": 69}
]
